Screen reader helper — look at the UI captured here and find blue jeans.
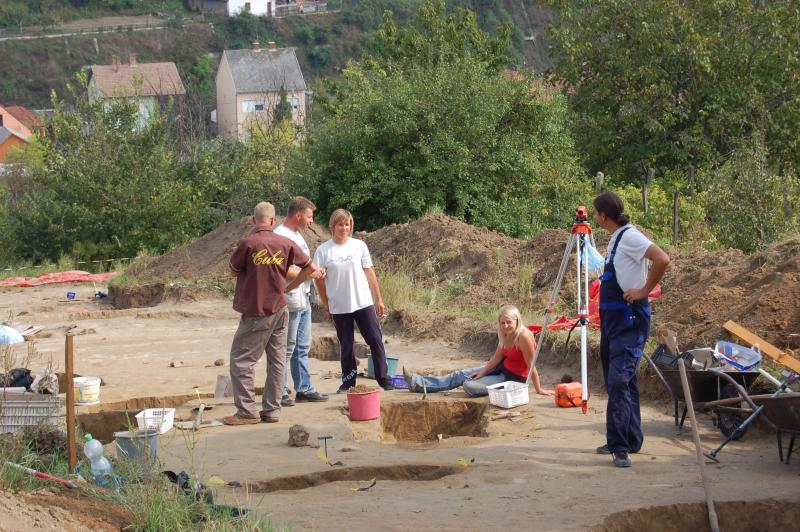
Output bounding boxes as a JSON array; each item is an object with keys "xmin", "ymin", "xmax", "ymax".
[
  {"xmin": 409, "ymin": 366, "xmax": 506, "ymax": 397},
  {"xmin": 283, "ymin": 294, "xmax": 316, "ymax": 395}
]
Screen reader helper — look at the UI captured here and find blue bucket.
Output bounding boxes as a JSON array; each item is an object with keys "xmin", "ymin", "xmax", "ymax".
[{"xmin": 367, "ymin": 356, "xmax": 399, "ymax": 379}]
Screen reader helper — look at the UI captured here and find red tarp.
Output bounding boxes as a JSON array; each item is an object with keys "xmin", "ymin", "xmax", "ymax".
[
  {"xmin": 0, "ymin": 270, "xmax": 119, "ymax": 287},
  {"xmin": 528, "ymin": 280, "xmax": 662, "ymax": 333}
]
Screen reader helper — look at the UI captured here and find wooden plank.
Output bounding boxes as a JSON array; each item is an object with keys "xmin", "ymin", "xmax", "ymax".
[{"xmin": 723, "ymin": 320, "xmax": 800, "ymax": 374}]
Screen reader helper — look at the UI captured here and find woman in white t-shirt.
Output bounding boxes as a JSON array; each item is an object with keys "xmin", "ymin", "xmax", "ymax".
[{"xmin": 313, "ymin": 209, "xmax": 394, "ymax": 392}]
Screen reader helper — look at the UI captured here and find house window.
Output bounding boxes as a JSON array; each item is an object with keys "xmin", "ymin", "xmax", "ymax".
[
  {"xmin": 289, "ymin": 96, "xmax": 300, "ymax": 115},
  {"xmin": 242, "ymin": 100, "xmax": 265, "ymax": 113}
]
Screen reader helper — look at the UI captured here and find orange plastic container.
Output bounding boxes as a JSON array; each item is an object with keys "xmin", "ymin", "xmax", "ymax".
[{"xmin": 555, "ymin": 382, "xmax": 582, "ymax": 408}]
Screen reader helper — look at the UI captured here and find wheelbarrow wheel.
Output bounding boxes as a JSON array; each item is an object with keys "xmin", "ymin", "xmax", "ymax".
[{"xmin": 716, "ymin": 384, "xmax": 747, "ymax": 440}]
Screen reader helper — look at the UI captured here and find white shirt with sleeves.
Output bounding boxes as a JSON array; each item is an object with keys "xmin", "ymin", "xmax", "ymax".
[
  {"xmin": 606, "ymin": 224, "xmax": 653, "ymax": 293},
  {"xmin": 313, "ymin": 237, "xmax": 374, "ymax": 314},
  {"xmin": 274, "ymin": 223, "xmax": 312, "ymax": 295}
]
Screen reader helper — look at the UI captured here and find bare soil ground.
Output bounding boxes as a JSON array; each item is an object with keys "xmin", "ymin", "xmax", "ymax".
[
  {"xmin": 3, "ymin": 214, "xmax": 800, "ymax": 529},
  {"xmin": 2, "ymin": 281, "xmax": 799, "ymax": 530}
]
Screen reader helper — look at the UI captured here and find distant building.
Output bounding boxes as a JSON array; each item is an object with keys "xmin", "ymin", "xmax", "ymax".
[
  {"xmin": 0, "ymin": 104, "xmax": 36, "ymax": 163},
  {"xmin": 198, "ymin": 0, "xmax": 276, "ymax": 16},
  {"xmin": 215, "ymin": 42, "xmax": 307, "ymax": 141},
  {"xmin": 88, "ymin": 54, "xmax": 186, "ymax": 128}
]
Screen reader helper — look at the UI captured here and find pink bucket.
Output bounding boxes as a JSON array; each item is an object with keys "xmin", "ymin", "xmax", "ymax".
[{"xmin": 346, "ymin": 389, "xmax": 381, "ymax": 421}]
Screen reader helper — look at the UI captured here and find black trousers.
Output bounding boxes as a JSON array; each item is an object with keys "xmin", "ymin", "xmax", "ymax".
[{"xmin": 332, "ymin": 305, "xmax": 389, "ymax": 388}]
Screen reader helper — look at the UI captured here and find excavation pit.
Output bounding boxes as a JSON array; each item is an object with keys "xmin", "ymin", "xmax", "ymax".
[
  {"xmin": 310, "ymin": 335, "xmax": 370, "ymax": 361},
  {"xmin": 593, "ymin": 498, "xmax": 800, "ymax": 532},
  {"xmin": 380, "ymin": 401, "xmax": 488, "ymax": 443},
  {"xmin": 248, "ymin": 464, "xmax": 461, "ymax": 493}
]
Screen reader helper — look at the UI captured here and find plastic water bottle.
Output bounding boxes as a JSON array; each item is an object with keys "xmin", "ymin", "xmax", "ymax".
[{"xmin": 83, "ymin": 434, "xmax": 118, "ymax": 491}]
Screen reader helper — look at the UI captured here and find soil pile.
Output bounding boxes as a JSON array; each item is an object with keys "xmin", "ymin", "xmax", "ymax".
[
  {"xmin": 365, "ymin": 214, "xmax": 800, "ymax": 352},
  {"xmin": 0, "ymin": 489, "xmax": 131, "ymax": 531},
  {"xmin": 128, "ymin": 217, "xmax": 330, "ymax": 282},
  {"xmin": 123, "ymin": 211, "xmax": 800, "ymax": 354}
]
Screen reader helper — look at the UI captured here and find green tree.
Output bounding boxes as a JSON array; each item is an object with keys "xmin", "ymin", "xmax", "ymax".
[
  {"xmin": 300, "ymin": 0, "xmax": 587, "ymax": 236},
  {"xmin": 704, "ymin": 132, "xmax": 799, "ymax": 253},
  {"xmin": 545, "ymin": 0, "xmax": 800, "ymax": 183},
  {"xmin": 7, "ymin": 75, "xmax": 200, "ymax": 262}
]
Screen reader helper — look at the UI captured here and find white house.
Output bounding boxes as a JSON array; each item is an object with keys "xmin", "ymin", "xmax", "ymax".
[
  {"xmin": 200, "ymin": 0, "xmax": 276, "ymax": 16},
  {"xmin": 215, "ymin": 42, "xmax": 307, "ymax": 140}
]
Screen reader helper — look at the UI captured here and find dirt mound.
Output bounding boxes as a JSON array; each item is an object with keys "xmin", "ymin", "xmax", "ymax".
[
  {"xmin": 128, "ymin": 217, "xmax": 330, "ymax": 282},
  {"xmin": 659, "ymin": 236, "xmax": 800, "ymax": 350},
  {"xmin": 593, "ymin": 497, "xmax": 799, "ymax": 532},
  {"xmin": 0, "ymin": 489, "xmax": 130, "ymax": 531}
]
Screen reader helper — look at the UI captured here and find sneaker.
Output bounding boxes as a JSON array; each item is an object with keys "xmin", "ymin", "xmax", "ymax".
[
  {"xmin": 597, "ymin": 444, "xmax": 638, "ymax": 455},
  {"xmin": 612, "ymin": 452, "xmax": 632, "ymax": 468},
  {"xmin": 281, "ymin": 395, "xmax": 295, "ymax": 407},
  {"xmin": 402, "ymin": 366, "xmax": 415, "ymax": 392},
  {"xmin": 336, "ymin": 386, "xmax": 352, "ymax": 394},
  {"xmin": 381, "ymin": 381, "xmax": 395, "ymax": 391},
  {"xmin": 295, "ymin": 391, "xmax": 329, "ymax": 402},
  {"xmin": 222, "ymin": 414, "xmax": 260, "ymax": 426}
]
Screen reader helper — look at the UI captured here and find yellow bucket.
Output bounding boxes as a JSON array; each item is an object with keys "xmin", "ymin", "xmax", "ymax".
[{"xmin": 73, "ymin": 377, "xmax": 101, "ymax": 405}]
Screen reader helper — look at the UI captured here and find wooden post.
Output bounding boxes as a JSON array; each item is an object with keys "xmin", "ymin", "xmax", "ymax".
[
  {"xmin": 65, "ymin": 335, "xmax": 77, "ymax": 472},
  {"xmin": 595, "ymin": 171, "xmax": 604, "ymax": 194},
  {"xmin": 672, "ymin": 191, "xmax": 680, "ymax": 245},
  {"xmin": 688, "ymin": 164, "xmax": 696, "ymax": 197},
  {"xmin": 642, "ymin": 168, "xmax": 654, "ymax": 214},
  {"xmin": 678, "ymin": 359, "xmax": 720, "ymax": 532}
]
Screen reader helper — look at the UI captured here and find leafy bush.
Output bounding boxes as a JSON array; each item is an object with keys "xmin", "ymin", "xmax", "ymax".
[
  {"xmin": 704, "ymin": 133, "xmax": 799, "ymax": 252},
  {"xmin": 615, "ymin": 183, "xmax": 717, "ymax": 248}
]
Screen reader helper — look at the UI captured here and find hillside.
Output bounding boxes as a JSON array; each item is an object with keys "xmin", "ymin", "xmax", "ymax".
[{"xmin": 0, "ymin": 1, "xmax": 554, "ymax": 109}]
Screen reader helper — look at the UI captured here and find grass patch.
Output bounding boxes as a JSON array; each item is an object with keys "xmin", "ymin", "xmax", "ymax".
[
  {"xmin": 0, "ymin": 425, "xmax": 279, "ymax": 531},
  {"xmin": 0, "ymin": 256, "xmax": 78, "ymax": 282}
]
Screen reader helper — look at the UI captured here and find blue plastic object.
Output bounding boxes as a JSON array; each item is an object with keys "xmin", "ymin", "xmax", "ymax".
[{"xmin": 714, "ymin": 340, "xmax": 762, "ymax": 371}]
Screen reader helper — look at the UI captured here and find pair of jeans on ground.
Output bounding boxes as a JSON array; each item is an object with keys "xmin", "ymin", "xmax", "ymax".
[
  {"xmin": 408, "ymin": 367, "xmax": 505, "ymax": 397},
  {"xmin": 283, "ymin": 293, "xmax": 317, "ymax": 396}
]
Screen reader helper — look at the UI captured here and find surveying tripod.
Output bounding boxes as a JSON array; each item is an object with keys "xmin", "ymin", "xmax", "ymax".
[{"xmin": 526, "ymin": 206, "xmax": 597, "ymax": 413}]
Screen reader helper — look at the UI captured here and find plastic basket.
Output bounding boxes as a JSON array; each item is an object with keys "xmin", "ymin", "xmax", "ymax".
[
  {"xmin": 714, "ymin": 341, "xmax": 762, "ymax": 371},
  {"xmin": 0, "ymin": 392, "xmax": 61, "ymax": 434},
  {"xmin": 486, "ymin": 381, "xmax": 529, "ymax": 409},
  {"xmin": 134, "ymin": 408, "xmax": 175, "ymax": 434}
]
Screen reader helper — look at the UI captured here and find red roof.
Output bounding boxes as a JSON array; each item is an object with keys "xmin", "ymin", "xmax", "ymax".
[{"xmin": 5, "ymin": 106, "xmax": 43, "ymax": 130}]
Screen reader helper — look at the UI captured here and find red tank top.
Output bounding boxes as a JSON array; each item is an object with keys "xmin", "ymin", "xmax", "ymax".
[{"xmin": 501, "ymin": 344, "xmax": 529, "ymax": 379}]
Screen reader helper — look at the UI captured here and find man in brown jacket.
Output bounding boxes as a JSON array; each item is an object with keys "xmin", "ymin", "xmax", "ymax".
[{"xmin": 223, "ymin": 202, "xmax": 324, "ymax": 425}]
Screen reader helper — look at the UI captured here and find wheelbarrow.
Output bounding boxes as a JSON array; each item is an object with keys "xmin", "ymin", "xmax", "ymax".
[{"xmin": 659, "ymin": 367, "xmax": 761, "ymax": 437}]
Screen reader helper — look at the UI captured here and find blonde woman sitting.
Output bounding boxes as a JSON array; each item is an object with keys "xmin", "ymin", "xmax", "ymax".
[{"xmin": 404, "ymin": 305, "xmax": 554, "ymax": 397}]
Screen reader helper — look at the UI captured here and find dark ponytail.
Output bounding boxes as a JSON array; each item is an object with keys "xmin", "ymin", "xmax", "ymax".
[{"xmin": 593, "ymin": 191, "xmax": 630, "ymax": 226}]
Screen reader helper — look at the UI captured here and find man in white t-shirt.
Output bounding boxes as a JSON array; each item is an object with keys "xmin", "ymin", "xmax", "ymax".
[
  {"xmin": 593, "ymin": 191, "xmax": 670, "ymax": 468},
  {"xmin": 274, "ymin": 197, "xmax": 328, "ymax": 404}
]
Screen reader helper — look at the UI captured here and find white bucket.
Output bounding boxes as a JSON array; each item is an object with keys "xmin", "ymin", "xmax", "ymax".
[{"xmin": 73, "ymin": 376, "xmax": 101, "ymax": 405}]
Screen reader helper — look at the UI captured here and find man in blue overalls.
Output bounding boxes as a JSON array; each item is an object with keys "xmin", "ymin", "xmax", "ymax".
[{"xmin": 593, "ymin": 192, "xmax": 670, "ymax": 467}]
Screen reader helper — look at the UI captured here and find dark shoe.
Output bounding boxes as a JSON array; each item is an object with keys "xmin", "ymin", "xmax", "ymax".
[
  {"xmin": 260, "ymin": 413, "xmax": 279, "ymax": 423},
  {"xmin": 612, "ymin": 452, "xmax": 632, "ymax": 468},
  {"xmin": 222, "ymin": 414, "xmax": 260, "ymax": 426},
  {"xmin": 381, "ymin": 381, "xmax": 395, "ymax": 391},
  {"xmin": 295, "ymin": 391, "xmax": 329, "ymax": 402},
  {"xmin": 281, "ymin": 395, "xmax": 295, "ymax": 407},
  {"xmin": 336, "ymin": 386, "xmax": 352, "ymax": 394},
  {"xmin": 598, "ymin": 444, "xmax": 638, "ymax": 455}
]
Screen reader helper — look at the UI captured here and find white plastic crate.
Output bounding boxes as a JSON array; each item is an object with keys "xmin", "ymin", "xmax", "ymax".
[
  {"xmin": 486, "ymin": 381, "xmax": 530, "ymax": 409},
  {"xmin": 0, "ymin": 392, "xmax": 61, "ymax": 434},
  {"xmin": 135, "ymin": 408, "xmax": 175, "ymax": 434}
]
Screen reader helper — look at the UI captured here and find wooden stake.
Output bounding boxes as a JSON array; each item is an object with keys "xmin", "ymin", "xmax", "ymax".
[
  {"xmin": 678, "ymin": 359, "xmax": 720, "ymax": 532},
  {"xmin": 65, "ymin": 335, "xmax": 77, "ymax": 472}
]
